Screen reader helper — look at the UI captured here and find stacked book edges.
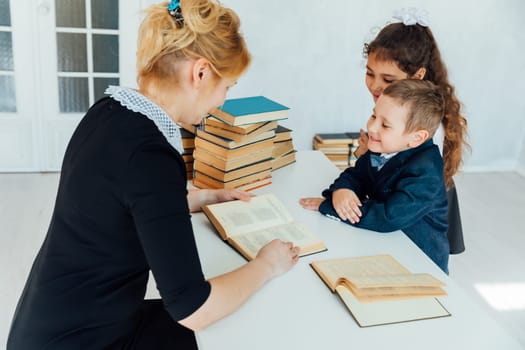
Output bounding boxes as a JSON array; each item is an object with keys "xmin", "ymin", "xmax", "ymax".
[
  {"xmin": 180, "ymin": 128, "xmax": 196, "ymax": 179},
  {"xmin": 313, "ymin": 132, "xmax": 360, "ymax": 170},
  {"xmin": 188, "ymin": 96, "xmax": 296, "ymax": 190}
]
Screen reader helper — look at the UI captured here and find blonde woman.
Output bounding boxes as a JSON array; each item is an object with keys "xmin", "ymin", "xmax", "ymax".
[{"xmin": 8, "ymin": 1, "xmax": 299, "ymax": 349}]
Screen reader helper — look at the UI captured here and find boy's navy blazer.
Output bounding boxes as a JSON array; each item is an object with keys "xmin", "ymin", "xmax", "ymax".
[{"xmin": 319, "ymin": 139, "xmax": 449, "ymax": 273}]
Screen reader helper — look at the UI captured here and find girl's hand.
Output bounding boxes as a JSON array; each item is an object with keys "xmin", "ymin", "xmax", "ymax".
[
  {"xmin": 255, "ymin": 239, "xmax": 300, "ymax": 278},
  {"xmin": 354, "ymin": 128, "xmax": 369, "ymax": 159},
  {"xmin": 332, "ymin": 189, "xmax": 362, "ymax": 223},
  {"xmin": 299, "ymin": 197, "xmax": 324, "ymax": 211}
]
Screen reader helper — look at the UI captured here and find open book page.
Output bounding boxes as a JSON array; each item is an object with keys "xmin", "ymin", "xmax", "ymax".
[
  {"xmin": 311, "ymin": 255, "xmax": 411, "ymax": 291},
  {"xmin": 311, "ymin": 255, "xmax": 446, "ymax": 301},
  {"xmin": 335, "ymin": 285, "xmax": 451, "ymax": 327},
  {"xmin": 230, "ymin": 222, "xmax": 326, "ymax": 260},
  {"xmin": 203, "ymin": 193, "xmax": 294, "ymax": 238}
]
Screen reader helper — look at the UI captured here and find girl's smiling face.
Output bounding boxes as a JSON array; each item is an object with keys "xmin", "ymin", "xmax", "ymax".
[{"xmin": 365, "ymin": 52, "xmax": 409, "ymax": 101}]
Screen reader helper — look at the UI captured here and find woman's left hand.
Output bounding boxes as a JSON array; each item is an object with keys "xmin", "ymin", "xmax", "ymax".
[{"xmin": 214, "ymin": 188, "xmax": 253, "ymax": 203}]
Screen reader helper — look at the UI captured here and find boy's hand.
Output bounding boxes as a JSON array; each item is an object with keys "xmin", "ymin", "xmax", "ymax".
[
  {"xmin": 332, "ymin": 189, "xmax": 362, "ymax": 223},
  {"xmin": 299, "ymin": 197, "xmax": 324, "ymax": 211}
]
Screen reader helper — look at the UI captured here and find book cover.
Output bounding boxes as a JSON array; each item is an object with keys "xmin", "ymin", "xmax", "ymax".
[
  {"xmin": 194, "ymin": 158, "xmax": 272, "ymax": 183},
  {"xmin": 314, "ymin": 132, "xmax": 360, "ymax": 145},
  {"xmin": 272, "ymin": 140, "xmax": 294, "ymax": 159},
  {"xmin": 194, "ymin": 137, "xmax": 274, "ymax": 159},
  {"xmin": 210, "ymin": 96, "xmax": 290, "ymax": 126},
  {"xmin": 202, "ymin": 193, "xmax": 327, "ymax": 260},
  {"xmin": 274, "ymin": 124, "xmax": 293, "ymax": 143},
  {"xmin": 335, "ymin": 286, "xmax": 450, "ymax": 327},
  {"xmin": 205, "ymin": 118, "xmax": 278, "ymax": 139},
  {"xmin": 196, "ymin": 128, "xmax": 275, "ymax": 149},
  {"xmin": 271, "ymin": 150, "xmax": 296, "ymax": 171},
  {"xmin": 205, "ymin": 117, "xmax": 274, "ymax": 135},
  {"xmin": 192, "ymin": 147, "xmax": 273, "ymax": 172},
  {"xmin": 193, "ymin": 176, "xmax": 272, "ymax": 192},
  {"xmin": 193, "ymin": 168, "xmax": 272, "ymax": 190},
  {"xmin": 180, "ymin": 128, "xmax": 195, "ymax": 149}
]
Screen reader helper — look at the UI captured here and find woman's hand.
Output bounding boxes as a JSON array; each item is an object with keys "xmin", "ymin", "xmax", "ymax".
[
  {"xmin": 255, "ymin": 239, "xmax": 300, "ymax": 278},
  {"xmin": 332, "ymin": 189, "xmax": 362, "ymax": 223},
  {"xmin": 214, "ymin": 188, "xmax": 253, "ymax": 203},
  {"xmin": 299, "ymin": 197, "xmax": 324, "ymax": 211},
  {"xmin": 187, "ymin": 188, "xmax": 253, "ymax": 212}
]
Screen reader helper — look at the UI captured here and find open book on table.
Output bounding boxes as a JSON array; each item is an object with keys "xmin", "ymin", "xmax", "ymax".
[
  {"xmin": 310, "ymin": 254, "xmax": 450, "ymax": 327},
  {"xmin": 202, "ymin": 193, "xmax": 327, "ymax": 260}
]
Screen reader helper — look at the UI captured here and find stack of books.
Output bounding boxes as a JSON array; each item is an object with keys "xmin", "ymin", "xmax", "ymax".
[
  {"xmin": 272, "ymin": 125, "xmax": 296, "ymax": 171},
  {"xmin": 192, "ymin": 96, "xmax": 290, "ymax": 191},
  {"xmin": 180, "ymin": 127, "xmax": 196, "ymax": 179},
  {"xmin": 313, "ymin": 132, "xmax": 360, "ymax": 170}
]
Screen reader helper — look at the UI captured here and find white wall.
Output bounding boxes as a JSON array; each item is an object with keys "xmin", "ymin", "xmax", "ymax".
[
  {"xmin": 212, "ymin": 0, "xmax": 525, "ymax": 172},
  {"xmin": 518, "ymin": 144, "xmax": 525, "ymax": 176}
]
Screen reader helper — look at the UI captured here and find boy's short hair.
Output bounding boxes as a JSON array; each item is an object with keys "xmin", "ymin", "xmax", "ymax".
[{"xmin": 383, "ymin": 79, "xmax": 445, "ymax": 136}]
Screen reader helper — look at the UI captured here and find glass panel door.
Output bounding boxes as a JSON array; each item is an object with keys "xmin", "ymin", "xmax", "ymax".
[
  {"xmin": 39, "ymin": 0, "xmax": 120, "ymax": 170},
  {"xmin": 0, "ymin": 0, "xmax": 16, "ymax": 112},
  {"xmin": 0, "ymin": 0, "xmax": 138, "ymax": 171},
  {"xmin": 55, "ymin": 0, "xmax": 120, "ymax": 113}
]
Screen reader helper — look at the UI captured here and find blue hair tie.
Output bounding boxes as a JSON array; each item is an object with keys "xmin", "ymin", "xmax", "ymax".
[{"xmin": 168, "ymin": 0, "xmax": 184, "ymax": 25}]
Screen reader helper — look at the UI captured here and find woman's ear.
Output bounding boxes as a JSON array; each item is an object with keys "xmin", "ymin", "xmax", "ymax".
[
  {"xmin": 412, "ymin": 67, "xmax": 427, "ymax": 80},
  {"xmin": 191, "ymin": 58, "xmax": 211, "ymax": 88}
]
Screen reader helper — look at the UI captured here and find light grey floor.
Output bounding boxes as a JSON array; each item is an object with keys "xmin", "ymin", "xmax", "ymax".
[{"xmin": 1, "ymin": 171, "xmax": 525, "ymax": 348}]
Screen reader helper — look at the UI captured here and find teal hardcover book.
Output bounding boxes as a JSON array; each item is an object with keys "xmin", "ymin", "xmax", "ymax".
[{"xmin": 210, "ymin": 96, "xmax": 289, "ymax": 126}]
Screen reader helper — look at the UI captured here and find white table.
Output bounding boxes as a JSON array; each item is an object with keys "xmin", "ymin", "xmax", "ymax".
[{"xmin": 191, "ymin": 151, "xmax": 522, "ymax": 349}]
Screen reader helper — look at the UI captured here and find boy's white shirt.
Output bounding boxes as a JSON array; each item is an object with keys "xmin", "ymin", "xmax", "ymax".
[{"xmin": 433, "ymin": 123, "xmax": 445, "ymax": 156}]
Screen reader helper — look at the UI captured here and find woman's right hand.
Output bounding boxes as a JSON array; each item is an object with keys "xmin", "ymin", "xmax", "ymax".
[{"xmin": 255, "ymin": 239, "xmax": 299, "ymax": 278}]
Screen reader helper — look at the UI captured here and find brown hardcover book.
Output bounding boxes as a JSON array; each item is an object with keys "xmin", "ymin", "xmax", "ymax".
[
  {"xmin": 193, "ymin": 168, "xmax": 272, "ymax": 190},
  {"xmin": 272, "ymin": 140, "xmax": 294, "ymax": 158},
  {"xmin": 313, "ymin": 139, "xmax": 350, "ymax": 154},
  {"xmin": 178, "ymin": 122, "xmax": 199, "ymax": 134},
  {"xmin": 194, "ymin": 158, "xmax": 272, "ymax": 183},
  {"xmin": 271, "ymin": 150, "xmax": 296, "ymax": 171},
  {"xmin": 202, "ymin": 193, "xmax": 327, "ymax": 260},
  {"xmin": 204, "ymin": 119, "xmax": 278, "ymax": 140},
  {"xmin": 325, "ymin": 153, "xmax": 349, "ymax": 162},
  {"xmin": 205, "ymin": 117, "xmax": 274, "ymax": 135},
  {"xmin": 192, "ymin": 147, "xmax": 273, "ymax": 172},
  {"xmin": 314, "ymin": 132, "xmax": 360, "ymax": 145},
  {"xmin": 196, "ymin": 128, "xmax": 275, "ymax": 149},
  {"xmin": 274, "ymin": 124, "xmax": 293, "ymax": 142},
  {"xmin": 192, "ymin": 175, "xmax": 272, "ymax": 192},
  {"xmin": 194, "ymin": 137, "xmax": 274, "ymax": 159},
  {"xmin": 180, "ymin": 128, "xmax": 196, "ymax": 149},
  {"xmin": 310, "ymin": 255, "xmax": 450, "ymax": 327},
  {"xmin": 181, "ymin": 153, "xmax": 194, "ymax": 163}
]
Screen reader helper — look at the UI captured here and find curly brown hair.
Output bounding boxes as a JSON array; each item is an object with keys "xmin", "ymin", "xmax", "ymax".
[{"xmin": 364, "ymin": 23, "xmax": 468, "ymax": 189}]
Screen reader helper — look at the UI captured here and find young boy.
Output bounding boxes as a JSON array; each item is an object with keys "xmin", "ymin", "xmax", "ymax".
[{"xmin": 301, "ymin": 79, "xmax": 449, "ymax": 273}]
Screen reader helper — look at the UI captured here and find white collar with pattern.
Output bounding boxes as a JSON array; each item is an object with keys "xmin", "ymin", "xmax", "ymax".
[{"xmin": 105, "ymin": 85, "xmax": 184, "ymax": 154}]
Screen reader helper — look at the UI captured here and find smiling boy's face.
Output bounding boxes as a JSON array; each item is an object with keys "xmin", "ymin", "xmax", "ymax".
[{"xmin": 366, "ymin": 94, "xmax": 419, "ymax": 154}]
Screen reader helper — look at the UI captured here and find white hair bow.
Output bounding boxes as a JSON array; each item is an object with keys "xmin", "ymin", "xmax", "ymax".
[{"xmin": 393, "ymin": 8, "xmax": 429, "ymax": 27}]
